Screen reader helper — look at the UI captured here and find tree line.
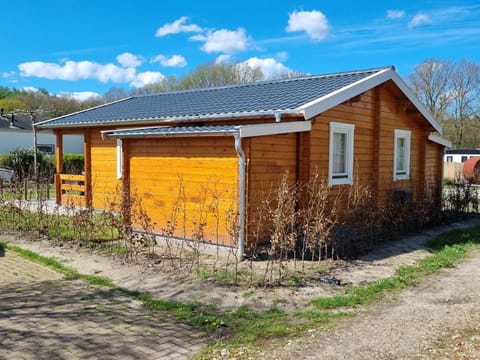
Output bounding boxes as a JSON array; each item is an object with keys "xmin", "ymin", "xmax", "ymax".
[{"xmin": 1, "ymin": 59, "xmax": 479, "ymax": 149}]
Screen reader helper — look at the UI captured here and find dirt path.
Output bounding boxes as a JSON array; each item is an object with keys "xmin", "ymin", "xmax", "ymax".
[{"xmin": 266, "ymin": 249, "xmax": 480, "ymax": 360}]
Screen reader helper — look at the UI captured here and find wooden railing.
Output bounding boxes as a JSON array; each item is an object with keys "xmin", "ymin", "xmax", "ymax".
[{"xmin": 56, "ymin": 174, "xmax": 86, "ymax": 207}]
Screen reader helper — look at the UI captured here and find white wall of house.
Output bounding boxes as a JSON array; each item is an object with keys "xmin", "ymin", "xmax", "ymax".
[
  {"xmin": 0, "ymin": 129, "xmax": 84, "ymax": 154},
  {"xmin": 444, "ymin": 153, "xmax": 480, "ymax": 163}
]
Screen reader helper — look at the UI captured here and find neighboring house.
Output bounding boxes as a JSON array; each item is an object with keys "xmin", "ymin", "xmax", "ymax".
[
  {"xmin": 0, "ymin": 112, "xmax": 83, "ymax": 154},
  {"xmin": 36, "ymin": 66, "xmax": 451, "ymax": 254},
  {"xmin": 443, "ymin": 149, "xmax": 480, "ymax": 163},
  {"xmin": 443, "ymin": 149, "xmax": 480, "ymax": 182}
]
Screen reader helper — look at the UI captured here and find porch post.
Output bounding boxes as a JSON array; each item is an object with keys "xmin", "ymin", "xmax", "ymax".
[
  {"xmin": 121, "ymin": 138, "xmax": 131, "ymax": 233},
  {"xmin": 373, "ymin": 86, "xmax": 381, "ymax": 204},
  {"xmin": 55, "ymin": 131, "xmax": 63, "ymax": 205},
  {"xmin": 84, "ymin": 129, "xmax": 92, "ymax": 208}
]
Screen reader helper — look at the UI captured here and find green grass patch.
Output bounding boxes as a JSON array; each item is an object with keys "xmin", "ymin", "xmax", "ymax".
[
  {"xmin": 101, "ymin": 245, "xmax": 128, "ymax": 256},
  {"xmin": 311, "ymin": 224, "xmax": 480, "ymax": 311},
  {"xmin": 0, "ymin": 204, "xmax": 121, "ymax": 243},
  {"xmin": 6, "ymin": 244, "xmax": 80, "ymax": 279}
]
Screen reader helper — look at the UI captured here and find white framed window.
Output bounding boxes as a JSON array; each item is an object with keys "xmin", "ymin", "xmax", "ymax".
[
  {"xmin": 116, "ymin": 138, "xmax": 123, "ymax": 179},
  {"xmin": 394, "ymin": 129, "xmax": 411, "ymax": 180},
  {"xmin": 329, "ymin": 122, "xmax": 355, "ymax": 185}
]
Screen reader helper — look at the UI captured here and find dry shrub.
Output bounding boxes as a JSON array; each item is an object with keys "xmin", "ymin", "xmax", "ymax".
[
  {"xmin": 298, "ymin": 171, "xmax": 339, "ymax": 266},
  {"xmin": 3, "ymin": 163, "xmax": 478, "ymax": 288},
  {"xmin": 262, "ymin": 171, "xmax": 298, "ymax": 284}
]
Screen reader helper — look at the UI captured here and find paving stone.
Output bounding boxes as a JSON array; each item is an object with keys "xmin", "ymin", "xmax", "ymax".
[{"xmin": 0, "ymin": 249, "xmax": 208, "ymax": 359}]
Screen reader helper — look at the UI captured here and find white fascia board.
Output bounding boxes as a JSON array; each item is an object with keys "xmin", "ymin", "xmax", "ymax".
[
  {"xmin": 238, "ymin": 121, "xmax": 311, "ymax": 138},
  {"xmin": 428, "ymin": 133, "xmax": 452, "ymax": 148},
  {"xmin": 300, "ymin": 68, "xmax": 392, "ymax": 120},
  {"xmin": 300, "ymin": 68, "xmax": 443, "ymax": 135}
]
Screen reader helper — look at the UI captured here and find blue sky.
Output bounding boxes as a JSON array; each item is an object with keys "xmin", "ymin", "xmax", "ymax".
[{"xmin": 2, "ymin": 0, "xmax": 480, "ymax": 100}]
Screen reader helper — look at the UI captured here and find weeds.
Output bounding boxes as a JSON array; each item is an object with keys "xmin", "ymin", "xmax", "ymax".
[{"xmin": 0, "ymin": 166, "xmax": 478, "ymax": 288}]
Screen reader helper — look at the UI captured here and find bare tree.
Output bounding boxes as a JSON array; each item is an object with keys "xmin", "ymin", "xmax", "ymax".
[
  {"xmin": 409, "ymin": 58, "xmax": 480, "ymax": 148},
  {"xmin": 449, "ymin": 59, "xmax": 480, "ymax": 148},
  {"xmin": 409, "ymin": 59, "xmax": 453, "ymax": 121},
  {"xmin": 104, "ymin": 87, "xmax": 128, "ymax": 102},
  {"xmin": 179, "ymin": 61, "xmax": 264, "ymax": 89}
]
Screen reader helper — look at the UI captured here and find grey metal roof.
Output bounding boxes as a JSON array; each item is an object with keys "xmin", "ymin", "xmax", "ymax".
[
  {"xmin": 445, "ymin": 149, "xmax": 480, "ymax": 155},
  {"xmin": 104, "ymin": 125, "xmax": 239, "ymax": 138},
  {"xmin": 36, "ymin": 67, "xmax": 393, "ymax": 128}
]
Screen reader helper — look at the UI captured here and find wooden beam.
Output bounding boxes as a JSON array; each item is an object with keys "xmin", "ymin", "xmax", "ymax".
[
  {"xmin": 121, "ymin": 138, "xmax": 132, "ymax": 233},
  {"xmin": 84, "ymin": 128, "xmax": 92, "ymax": 208},
  {"xmin": 55, "ymin": 132, "xmax": 63, "ymax": 205},
  {"xmin": 373, "ymin": 87, "xmax": 381, "ymax": 204},
  {"xmin": 342, "ymin": 95, "xmax": 362, "ymax": 106}
]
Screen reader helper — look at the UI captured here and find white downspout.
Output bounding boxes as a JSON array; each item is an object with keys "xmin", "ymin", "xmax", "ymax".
[{"xmin": 234, "ymin": 132, "xmax": 246, "ymax": 261}]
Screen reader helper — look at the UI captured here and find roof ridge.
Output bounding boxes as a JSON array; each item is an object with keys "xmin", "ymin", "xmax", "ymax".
[{"xmin": 133, "ymin": 66, "xmax": 395, "ymax": 98}]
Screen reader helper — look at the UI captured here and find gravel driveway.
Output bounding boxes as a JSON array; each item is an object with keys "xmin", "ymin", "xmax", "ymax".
[{"xmin": 267, "ymin": 249, "xmax": 480, "ymax": 359}]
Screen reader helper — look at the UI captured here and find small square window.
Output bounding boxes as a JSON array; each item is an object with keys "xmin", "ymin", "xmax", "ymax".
[
  {"xmin": 461, "ymin": 156, "xmax": 468, "ymax": 162},
  {"xmin": 329, "ymin": 122, "xmax": 354, "ymax": 185},
  {"xmin": 446, "ymin": 156, "xmax": 453, "ymax": 163}
]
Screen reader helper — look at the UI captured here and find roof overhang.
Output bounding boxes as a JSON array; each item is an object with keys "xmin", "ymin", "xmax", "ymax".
[
  {"xmin": 300, "ymin": 67, "xmax": 443, "ymax": 134},
  {"xmin": 36, "ymin": 109, "xmax": 305, "ymax": 129},
  {"xmin": 428, "ymin": 133, "xmax": 452, "ymax": 148},
  {"xmin": 101, "ymin": 121, "xmax": 311, "ymax": 139}
]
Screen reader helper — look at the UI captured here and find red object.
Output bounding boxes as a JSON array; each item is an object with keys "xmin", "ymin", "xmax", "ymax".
[{"xmin": 463, "ymin": 156, "xmax": 480, "ymax": 183}]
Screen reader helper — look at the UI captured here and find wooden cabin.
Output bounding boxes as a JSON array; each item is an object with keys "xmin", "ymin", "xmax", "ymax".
[{"xmin": 36, "ymin": 66, "xmax": 451, "ymax": 255}]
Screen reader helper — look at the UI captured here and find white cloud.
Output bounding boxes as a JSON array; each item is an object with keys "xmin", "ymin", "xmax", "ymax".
[
  {"xmin": 192, "ymin": 28, "xmax": 249, "ymax": 54},
  {"xmin": 387, "ymin": 10, "xmax": 406, "ymax": 19},
  {"xmin": 58, "ymin": 91, "xmax": 101, "ymax": 101},
  {"xmin": 286, "ymin": 10, "xmax": 330, "ymax": 40},
  {"xmin": 22, "ymin": 86, "xmax": 39, "ymax": 92},
  {"xmin": 18, "ymin": 59, "xmax": 164, "ymax": 88},
  {"xmin": 19, "ymin": 60, "xmax": 136, "ymax": 83},
  {"xmin": 153, "ymin": 54, "xmax": 187, "ymax": 67},
  {"xmin": 241, "ymin": 57, "xmax": 292, "ymax": 80},
  {"xmin": 2, "ymin": 71, "xmax": 16, "ymax": 78},
  {"xmin": 408, "ymin": 12, "xmax": 433, "ymax": 28},
  {"xmin": 117, "ymin": 52, "xmax": 143, "ymax": 67},
  {"xmin": 155, "ymin": 16, "xmax": 203, "ymax": 37},
  {"xmin": 130, "ymin": 71, "xmax": 165, "ymax": 88}
]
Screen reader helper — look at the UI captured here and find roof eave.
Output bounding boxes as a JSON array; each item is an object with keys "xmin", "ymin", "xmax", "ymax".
[
  {"xmin": 36, "ymin": 109, "xmax": 305, "ymax": 129},
  {"xmin": 34, "ymin": 97, "xmax": 133, "ymax": 128},
  {"xmin": 102, "ymin": 120, "xmax": 312, "ymax": 139},
  {"xmin": 428, "ymin": 133, "xmax": 452, "ymax": 148}
]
